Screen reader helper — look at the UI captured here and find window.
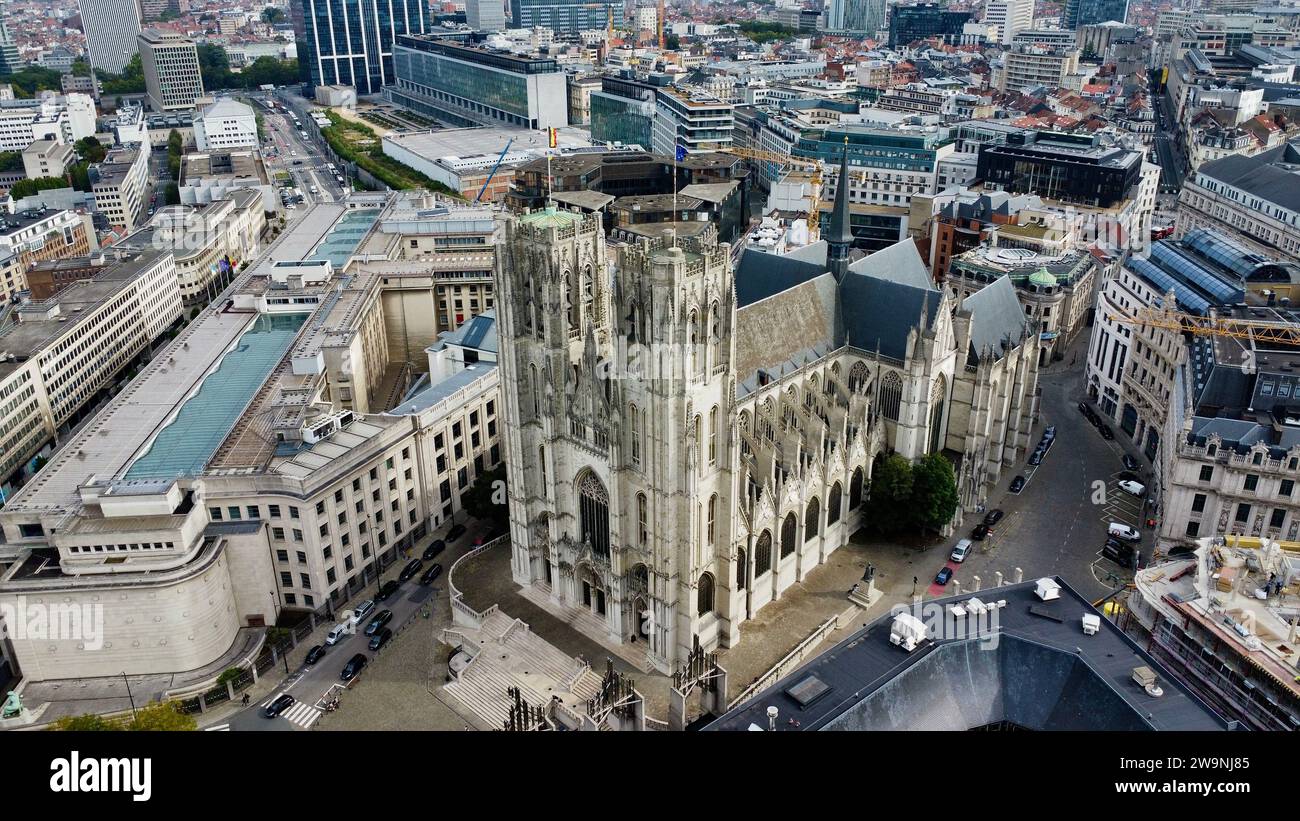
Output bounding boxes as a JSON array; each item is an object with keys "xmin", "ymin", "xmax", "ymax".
[
  {"xmin": 1235, "ymin": 503, "xmax": 1251, "ymax": 524},
  {"xmin": 805, "ymin": 498, "xmax": 820, "ymax": 541},
  {"xmin": 697, "ymin": 572, "xmax": 715, "ymax": 616},
  {"xmin": 828, "ymin": 483, "xmax": 842, "ymax": 524},
  {"xmin": 736, "ymin": 547, "xmax": 746, "ymax": 590},
  {"xmin": 755, "ymin": 531, "xmax": 772, "ymax": 576},
  {"xmin": 880, "ymin": 371, "xmax": 903, "ymax": 420},
  {"xmin": 629, "ymin": 404, "xmax": 641, "ymax": 467},
  {"xmin": 577, "ymin": 471, "xmax": 610, "ymax": 558},
  {"xmin": 707, "ymin": 494, "xmax": 716, "ymax": 545},
  {"xmin": 276, "ymin": 549, "xmax": 288, "ymax": 562},
  {"xmin": 334, "ymin": 489, "xmax": 344, "ymax": 503},
  {"xmin": 1199, "ymin": 465, "xmax": 1214, "ymax": 482},
  {"xmin": 850, "ymin": 468, "xmax": 865, "ymax": 509},
  {"xmin": 1245, "ymin": 474, "xmax": 1259, "ymax": 493},
  {"xmin": 637, "ymin": 493, "xmax": 648, "ymax": 546},
  {"xmin": 269, "ymin": 504, "xmax": 281, "ymax": 518},
  {"xmin": 247, "ymin": 506, "xmax": 260, "ymax": 519},
  {"xmin": 209, "ymin": 507, "xmax": 223, "ymax": 521},
  {"xmin": 316, "ymin": 501, "xmax": 326, "ymax": 515},
  {"xmin": 780, "ymin": 513, "xmax": 797, "ymax": 558},
  {"xmin": 1271, "ymin": 508, "xmax": 1287, "ymax": 529},
  {"xmin": 1191, "ymin": 493, "xmax": 1206, "ymax": 513},
  {"xmin": 289, "ymin": 506, "xmax": 300, "ymax": 519},
  {"xmin": 297, "ymin": 551, "xmax": 306, "ymax": 563},
  {"xmin": 1185, "ymin": 520, "xmax": 1200, "ymax": 538},
  {"xmin": 708, "ymin": 406, "xmax": 717, "ymax": 465},
  {"xmin": 280, "ymin": 572, "xmax": 292, "ymax": 586}
]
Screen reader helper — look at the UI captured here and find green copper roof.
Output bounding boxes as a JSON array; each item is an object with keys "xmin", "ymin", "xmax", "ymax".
[
  {"xmin": 1028, "ymin": 267, "xmax": 1058, "ymax": 288},
  {"xmin": 520, "ymin": 204, "xmax": 583, "ymax": 229}
]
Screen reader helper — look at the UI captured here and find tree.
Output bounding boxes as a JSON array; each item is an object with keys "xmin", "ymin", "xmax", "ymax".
[
  {"xmin": 124, "ymin": 702, "xmax": 196, "ymax": 731},
  {"xmin": 0, "ymin": 65, "xmax": 65, "ymax": 97},
  {"xmin": 76, "ymin": 136, "xmax": 106, "ymax": 164},
  {"xmin": 865, "ymin": 454, "xmax": 912, "ymax": 534},
  {"xmin": 98, "ymin": 54, "xmax": 146, "ymax": 95},
  {"xmin": 908, "ymin": 453, "xmax": 959, "ymax": 535},
  {"xmin": 461, "ymin": 464, "xmax": 508, "ymax": 526},
  {"xmin": 9, "ymin": 177, "xmax": 68, "ymax": 199},
  {"xmin": 164, "ymin": 181, "xmax": 180, "ymax": 205},
  {"xmin": 49, "ymin": 713, "xmax": 115, "ymax": 731},
  {"xmin": 0, "ymin": 151, "xmax": 21, "ymax": 172},
  {"xmin": 262, "ymin": 6, "xmax": 285, "ymax": 24}
]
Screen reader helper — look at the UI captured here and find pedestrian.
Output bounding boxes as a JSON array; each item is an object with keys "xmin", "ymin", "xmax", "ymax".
[{"xmin": 242, "ymin": 692, "xmax": 250, "ymax": 707}]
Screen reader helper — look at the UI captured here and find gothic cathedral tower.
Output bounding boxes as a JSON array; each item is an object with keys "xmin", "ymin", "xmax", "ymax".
[{"xmin": 496, "ymin": 205, "xmax": 736, "ymax": 674}]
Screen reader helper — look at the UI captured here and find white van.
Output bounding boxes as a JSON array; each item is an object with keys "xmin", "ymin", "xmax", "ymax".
[
  {"xmin": 325, "ymin": 623, "xmax": 350, "ymax": 645},
  {"xmin": 1117, "ymin": 479, "xmax": 1146, "ymax": 497},
  {"xmin": 1108, "ymin": 522, "xmax": 1141, "ymax": 542},
  {"xmin": 950, "ymin": 539, "xmax": 974, "ymax": 563},
  {"xmin": 349, "ymin": 599, "xmax": 376, "ymax": 625}
]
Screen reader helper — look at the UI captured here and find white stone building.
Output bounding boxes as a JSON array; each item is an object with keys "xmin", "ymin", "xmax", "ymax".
[{"xmin": 193, "ymin": 98, "xmax": 258, "ymax": 152}]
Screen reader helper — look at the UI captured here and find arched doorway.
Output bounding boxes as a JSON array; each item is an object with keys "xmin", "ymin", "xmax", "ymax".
[{"xmin": 577, "ymin": 563, "xmax": 606, "ymax": 617}]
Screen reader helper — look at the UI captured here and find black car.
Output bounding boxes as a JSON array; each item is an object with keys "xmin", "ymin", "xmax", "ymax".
[
  {"xmin": 305, "ymin": 645, "xmax": 326, "ymax": 665},
  {"xmin": 1122, "ymin": 454, "xmax": 1140, "ymax": 471},
  {"xmin": 421, "ymin": 539, "xmax": 446, "ymax": 561},
  {"xmin": 419, "ymin": 563, "xmax": 443, "ymax": 585},
  {"xmin": 341, "ymin": 653, "xmax": 368, "ymax": 682},
  {"xmin": 1043, "ymin": 425, "xmax": 1057, "ymax": 441},
  {"xmin": 398, "ymin": 558, "xmax": 424, "ymax": 582},
  {"xmin": 1078, "ymin": 401, "xmax": 1090, "ymax": 414},
  {"xmin": 364, "ymin": 609, "xmax": 393, "ymax": 636},
  {"xmin": 983, "ymin": 509, "xmax": 1004, "ymax": 526},
  {"xmin": 1028, "ymin": 448, "xmax": 1044, "ymax": 466},
  {"xmin": 1104, "ymin": 537, "xmax": 1133, "ymax": 554},
  {"xmin": 1009, "ymin": 476, "xmax": 1026, "ymax": 494},
  {"xmin": 1099, "ymin": 425, "xmax": 1115, "ymax": 440},
  {"xmin": 446, "ymin": 523, "xmax": 467, "ymax": 542},
  {"xmin": 1117, "ymin": 470, "xmax": 1140, "ymax": 483},
  {"xmin": 971, "ymin": 523, "xmax": 990, "ymax": 540},
  {"xmin": 1102, "ymin": 543, "xmax": 1137, "ymax": 566},
  {"xmin": 368, "ymin": 628, "xmax": 393, "ymax": 651},
  {"xmin": 376, "ymin": 579, "xmax": 400, "ymax": 601},
  {"xmin": 264, "ymin": 693, "xmax": 295, "ymax": 718}
]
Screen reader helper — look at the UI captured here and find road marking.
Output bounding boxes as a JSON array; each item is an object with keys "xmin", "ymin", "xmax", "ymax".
[
  {"xmin": 204, "ymin": 723, "xmax": 230, "ymax": 731},
  {"xmin": 281, "ymin": 701, "xmax": 322, "ymax": 729}
]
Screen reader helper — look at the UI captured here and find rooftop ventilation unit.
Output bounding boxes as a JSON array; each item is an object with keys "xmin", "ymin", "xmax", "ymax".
[
  {"xmin": 889, "ymin": 611, "xmax": 927, "ymax": 652},
  {"xmin": 1035, "ymin": 577, "xmax": 1061, "ymax": 601}
]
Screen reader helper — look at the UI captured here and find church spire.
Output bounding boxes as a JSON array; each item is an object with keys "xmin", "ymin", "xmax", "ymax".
[{"xmin": 827, "ymin": 137, "xmax": 854, "ymax": 283}]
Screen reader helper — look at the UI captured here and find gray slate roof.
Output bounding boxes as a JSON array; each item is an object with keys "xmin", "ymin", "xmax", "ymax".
[
  {"xmin": 735, "ymin": 247, "xmax": 830, "ymax": 307},
  {"xmin": 847, "ymin": 239, "xmax": 936, "ymax": 291},
  {"xmin": 839, "ymin": 271, "xmax": 940, "ymax": 361},
  {"xmin": 1196, "ymin": 142, "xmax": 1300, "ymax": 213},
  {"xmin": 963, "ymin": 276, "xmax": 1028, "ymax": 363}
]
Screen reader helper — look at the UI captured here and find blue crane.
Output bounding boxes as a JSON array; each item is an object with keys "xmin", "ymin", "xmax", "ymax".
[{"xmin": 474, "ymin": 138, "xmax": 514, "ymax": 203}]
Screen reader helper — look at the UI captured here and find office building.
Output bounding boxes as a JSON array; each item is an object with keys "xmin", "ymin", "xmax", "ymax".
[
  {"xmin": 465, "ymin": 0, "xmax": 506, "ymax": 31},
  {"xmin": 77, "ymin": 0, "xmax": 144, "ymax": 75},
  {"xmin": 0, "ymin": 95, "xmax": 97, "ymax": 152},
  {"xmin": 888, "ymin": 3, "xmax": 973, "ymax": 48},
  {"xmin": 139, "ymin": 29, "xmax": 205, "ymax": 113},
  {"xmin": 0, "ymin": 248, "xmax": 181, "ymax": 491},
  {"xmin": 0, "ymin": 206, "xmax": 95, "ymax": 302},
  {"xmin": 823, "ymin": 0, "xmax": 886, "ymax": 34},
  {"xmin": 193, "ymin": 98, "xmax": 258, "ymax": 151},
  {"xmin": 998, "ymin": 44, "xmax": 1081, "ymax": 92},
  {"xmin": 508, "ymin": 0, "xmax": 620, "ymax": 33},
  {"xmin": 300, "ymin": 0, "xmax": 430, "ymax": 95},
  {"xmin": 1177, "ymin": 141, "xmax": 1300, "ymax": 263},
  {"xmin": 0, "ymin": 18, "xmax": 21, "ymax": 76},
  {"xmin": 977, "ymin": 131, "xmax": 1143, "ymax": 209},
  {"xmin": 388, "ymin": 37, "xmax": 569, "ymax": 129},
  {"xmin": 0, "ymin": 201, "xmax": 502, "ymax": 681},
  {"xmin": 651, "ymin": 86, "xmax": 734, "ymax": 156},
  {"xmin": 91, "ymin": 145, "xmax": 150, "ymax": 230},
  {"xmin": 1064, "ymin": 0, "xmax": 1129, "ymax": 29},
  {"xmin": 22, "ymin": 140, "xmax": 75, "ymax": 180},
  {"xmin": 590, "ymin": 73, "xmax": 661, "ymax": 149},
  {"xmin": 984, "ymin": 0, "xmax": 1033, "ymax": 45}
]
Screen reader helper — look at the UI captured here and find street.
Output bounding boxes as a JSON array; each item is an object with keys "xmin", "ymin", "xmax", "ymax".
[{"xmin": 247, "ymin": 91, "xmax": 349, "ymax": 208}]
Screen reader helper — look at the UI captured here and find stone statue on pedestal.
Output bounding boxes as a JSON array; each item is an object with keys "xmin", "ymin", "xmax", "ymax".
[{"xmin": 2, "ymin": 691, "xmax": 22, "ymax": 719}]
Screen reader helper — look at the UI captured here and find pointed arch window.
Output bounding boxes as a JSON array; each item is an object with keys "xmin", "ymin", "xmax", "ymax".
[
  {"xmin": 880, "ymin": 371, "xmax": 903, "ymax": 421},
  {"xmin": 828, "ymin": 483, "xmax": 842, "ymax": 524},
  {"xmin": 708, "ymin": 406, "xmax": 718, "ymax": 465},
  {"xmin": 736, "ymin": 547, "xmax": 747, "ymax": 590},
  {"xmin": 707, "ymin": 494, "xmax": 717, "ymax": 545},
  {"xmin": 781, "ymin": 512, "xmax": 798, "ymax": 558},
  {"xmin": 850, "ymin": 467, "xmax": 864, "ymax": 509},
  {"xmin": 529, "ymin": 364, "xmax": 540, "ymax": 416},
  {"xmin": 629, "ymin": 403, "xmax": 641, "ymax": 468},
  {"xmin": 755, "ymin": 531, "xmax": 772, "ymax": 577},
  {"xmin": 637, "ymin": 493, "xmax": 648, "ymax": 547},
  {"xmin": 697, "ymin": 572, "xmax": 715, "ymax": 616},
  {"xmin": 805, "ymin": 498, "xmax": 820, "ymax": 542},
  {"xmin": 577, "ymin": 471, "xmax": 610, "ymax": 559}
]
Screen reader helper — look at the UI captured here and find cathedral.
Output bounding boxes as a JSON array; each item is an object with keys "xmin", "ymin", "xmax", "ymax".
[{"xmin": 495, "ymin": 148, "xmax": 1043, "ymax": 673}]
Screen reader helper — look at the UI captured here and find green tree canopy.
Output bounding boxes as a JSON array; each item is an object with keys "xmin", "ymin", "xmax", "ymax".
[
  {"xmin": 163, "ymin": 181, "xmax": 180, "ymax": 205},
  {"xmin": 0, "ymin": 65, "xmax": 65, "ymax": 97},
  {"xmin": 48, "ymin": 701, "xmax": 195, "ymax": 731},
  {"xmin": 908, "ymin": 453, "xmax": 959, "ymax": 534},
  {"xmin": 262, "ymin": 6, "xmax": 286, "ymax": 24},
  {"xmin": 76, "ymin": 136, "xmax": 106, "ymax": 164},
  {"xmin": 461, "ymin": 463, "xmax": 508, "ymax": 526},
  {"xmin": 0, "ymin": 151, "xmax": 21, "ymax": 172},
  {"xmin": 865, "ymin": 453, "xmax": 913, "ymax": 534},
  {"xmin": 98, "ymin": 54, "xmax": 146, "ymax": 95},
  {"xmin": 10, "ymin": 177, "xmax": 69, "ymax": 199}
]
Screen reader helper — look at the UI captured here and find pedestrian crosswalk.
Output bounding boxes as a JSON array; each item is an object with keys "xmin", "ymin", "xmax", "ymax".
[{"xmin": 281, "ymin": 701, "xmax": 322, "ymax": 729}]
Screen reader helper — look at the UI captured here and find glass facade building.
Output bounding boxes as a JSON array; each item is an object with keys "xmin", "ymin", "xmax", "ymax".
[
  {"xmin": 509, "ymin": 0, "xmax": 619, "ymax": 33},
  {"xmin": 589, "ymin": 75, "xmax": 657, "ymax": 149},
  {"xmin": 1064, "ymin": 0, "xmax": 1129, "ymax": 28},
  {"xmin": 976, "ymin": 131, "xmax": 1142, "ymax": 209},
  {"xmin": 887, "ymin": 3, "xmax": 972, "ymax": 47},
  {"xmin": 794, "ymin": 126, "xmax": 942, "ymax": 173},
  {"xmin": 299, "ymin": 0, "xmax": 430, "ymax": 95},
  {"xmin": 387, "ymin": 36, "xmax": 568, "ymax": 129}
]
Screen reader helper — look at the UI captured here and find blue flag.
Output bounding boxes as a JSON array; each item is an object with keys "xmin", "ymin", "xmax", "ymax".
[{"xmin": 675, "ymin": 144, "xmax": 687, "ymax": 162}]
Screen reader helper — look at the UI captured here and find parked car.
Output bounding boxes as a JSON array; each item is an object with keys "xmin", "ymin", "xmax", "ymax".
[
  {"xmin": 446, "ymin": 523, "xmax": 467, "ymax": 542},
  {"xmin": 340, "ymin": 653, "xmax": 368, "ymax": 682},
  {"xmin": 419, "ymin": 563, "xmax": 443, "ymax": 585},
  {"xmin": 950, "ymin": 539, "xmax": 974, "ymax": 563},
  {"xmin": 1117, "ymin": 471, "xmax": 1140, "ymax": 483},
  {"xmin": 1043, "ymin": 425, "xmax": 1057, "ymax": 441},
  {"xmin": 398, "ymin": 558, "xmax": 424, "ymax": 582},
  {"xmin": 971, "ymin": 523, "xmax": 990, "ymax": 541},
  {"xmin": 1108, "ymin": 522, "xmax": 1141, "ymax": 542},
  {"xmin": 1009, "ymin": 475, "xmax": 1026, "ymax": 494},
  {"xmin": 264, "ymin": 693, "xmax": 295, "ymax": 718},
  {"xmin": 934, "ymin": 566, "xmax": 953, "ymax": 585},
  {"xmin": 364, "ymin": 609, "xmax": 393, "ymax": 636},
  {"xmin": 1122, "ymin": 454, "xmax": 1140, "ymax": 471},
  {"xmin": 1104, "ymin": 537, "xmax": 1133, "ymax": 554},
  {"xmin": 349, "ymin": 599, "xmax": 375, "ymax": 625},
  {"xmin": 305, "ymin": 645, "xmax": 326, "ymax": 665},
  {"xmin": 1102, "ymin": 543, "xmax": 1137, "ymax": 566},
  {"xmin": 368, "ymin": 628, "xmax": 393, "ymax": 651},
  {"xmin": 1028, "ymin": 448, "xmax": 1044, "ymax": 466},
  {"xmin": 325, "ymin": 623, "xmax": 350, "ymax": 646},
  {"xmin": 1099, "ymin": 424, "xmax": 1114, "ymax": 440},
  {"xmin": 983, "ymin": 509, "xmax": 1005, "ymax": 526},
  {"xmin": 422, "ymin": 539, "xmax": 446, "ymax": 561},
  {"xmin": 376, "ymin": 580, "xmax": 400, "ymax": 601},
  {"xmin": 1118, "ymin": 479, "xmax": 1146, "ymax": 497}
]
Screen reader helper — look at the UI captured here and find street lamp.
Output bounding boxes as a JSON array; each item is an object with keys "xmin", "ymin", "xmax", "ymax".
[
  {"xmin": 269, "ymin": 591, "xmax": 288, "ymax": 674},
  {"xmin": 121, "ymin": 671, "xmax": 137, "ymax": 721}
]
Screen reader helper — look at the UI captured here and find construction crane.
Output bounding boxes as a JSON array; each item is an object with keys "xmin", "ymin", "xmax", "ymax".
[
  {"xmin": 474, "ymin": 138, "xmax": 514, "ymax": 203},
  {"xmin": 720, "ymin": 147, "xmax": 824, "ymax": 242},
  {"xmin": 658, "ymin": 0, "xmax": 666, "ymax": 50},
  {"xmin": 1107, "ymin": 306, "xmax": 1300, "ymax": 347}
]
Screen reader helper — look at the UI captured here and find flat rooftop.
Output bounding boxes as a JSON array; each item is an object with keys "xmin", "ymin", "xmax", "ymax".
[
  {"xmin": 707, "ymin": 577, "xmax": 1230, "ymax": 731},
  {"xmin": 384, "ymin": 126, "xmax": 591, "ymax": 164}
]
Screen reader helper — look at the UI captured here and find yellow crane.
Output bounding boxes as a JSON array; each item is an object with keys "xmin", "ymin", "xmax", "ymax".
[
  {"xmin": 1107, "ymin": 306, "xmax": 1300, "ymax": 346},
  {"xmin": 720, "ymin": 147, "xmax": 824, "ymax": 242}
]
